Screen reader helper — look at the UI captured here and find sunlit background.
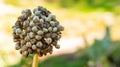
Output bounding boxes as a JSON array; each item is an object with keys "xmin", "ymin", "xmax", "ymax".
[{"xmin": 0, "ymin": 0, "xmax": 120, "ymax": 67}]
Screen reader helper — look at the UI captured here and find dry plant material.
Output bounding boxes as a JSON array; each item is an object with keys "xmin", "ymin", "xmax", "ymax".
[{"xmin": 12, "ymin": 6, "xmax": 64, "ymax": 58}]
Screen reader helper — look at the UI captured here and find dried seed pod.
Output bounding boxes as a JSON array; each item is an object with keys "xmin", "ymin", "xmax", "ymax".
[
  {"xmin": 24, "ymin": 35, "xmax": 30, "ymax": 41},
  {"xmin": 36, "ymin": 41, "xmax": 43, "ymax": 48},
  {"xmin": 48, "ymin": 14, "xmax": 56, "ymax": 19},
  {"xmin": 48, "ymin": 27, "xmax": 52, "ymax": 32},
  {"xmin": 45, "ymin": 38, "xmax": 52, "ymax": 44},
  {"xmin": 40, "ymin": 19, "xmax": 44, "ymax": 23},
  {"xmin": 12, "ymin": 6, "xmax": 64, "ymax": 58},
  {"xmin": 21, "ymin": 45, "xmax": 28, "ymax": 51},
  {"xmin": 57, "ymin": 25, "xmax": 64, "ymax": 31},
  {"xmin": 18, "ymin": 15, "xmax": 26, "ymax": 22},
  {"xmin": 22, "ymin": 51, "xmax": 29, "ymax": 57},
  {"xmin": 32, "ymin": 45, "xmax": 37, "ymax": 50},
  {"xmin": 50, "ymin": 21, "xmax": 56, "ymax": 26},
  {"xmin": 49, "ymin": 50, "xmax": 53, "ymax": 54},
  {"xmin": 16, "ymin": 28, "xmax": 21, "ymax": 34},
  {"xmin": 26, "ymin": 27, "xmax": 32, "ymax": 32},
  {"xmin": 26, "ymin": 42, "xmax": 32, "ymax": 47},
  {"xmin": 55, "ymin": 44, "xmax": 60, "ymax": 49},
  {"xmin": 33, "ymin": 16, "xmax": 39, "ymax": 23},
  {"xmin": 21, "ymin": 31, "xmax": 26, "ymax": 36},
  {"xmin": 15, "ymin": 43, "xmax": 21, "ymax": 50},
  {"xmin": 44, "ymin": 33, "xmax": 51, "ymax": 38},
  {"xmin": 35, "ymin": 35, "xmax": 42, "ymax": 40},
  {"xmin": 13, "ymin": 39, "xmax": 19, "ymax": 42},
  {"xmin": 51, "ymin": 33, "xmax": 57, "ymax": 38},
  {"xmin": 45, "ymin": 17, "xmax": 51, "ymax": 22},
  {"xmin": 35, "ymin": 10, "xmax": 41, "ymax": 16},
  {"xmin": 52, "ymin": 27, "xmax": 57, "ymax": 32},
  {"xmin": 29, "ymin": 21, "xmax": 35, "ymax": 27},
  {"xmin": 37, "ymin": 49, "xmax": 41, "ymax": 53},
  {"xmin": 32, "ymin": 26, "xmax": 38, "ymax": 32},
  {"xmin": 28, "ymin": 48, "xmax": 33, "ymax": 54},
  {"xmin": 29, "ymin": 32, "xmax": 35, "ymax": 38},
  {"xmin": 43, "ymin": 28, "xmax": 48, "ymax": 33},
  {"xmin": 23, "ymin": 20, "xmax": 29, "ymax": 27},
  {"xmin": 20, "ymin": 39, "xmax": 26, "ymax": 46},
  {"xmin": 37, "ymin": 30, "xmax": 44, "ymax": 35},
  {"xmin": 30, "ymin": 39, "xmax": 36, "ymax": 44}
]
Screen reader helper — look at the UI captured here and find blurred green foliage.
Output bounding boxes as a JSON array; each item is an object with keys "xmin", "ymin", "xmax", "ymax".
[
  {"xmin": 8, "ymin": 26, "xmax": 120, "ymax": 67},
  {"xmin": 59, "ymin": 0, "xmax": 119, "ymax": 11}
]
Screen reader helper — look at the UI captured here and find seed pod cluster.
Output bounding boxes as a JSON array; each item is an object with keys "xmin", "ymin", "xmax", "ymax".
[{"xmin": 12, "ymin": 6, "xmax": 64, "ymax": 57}]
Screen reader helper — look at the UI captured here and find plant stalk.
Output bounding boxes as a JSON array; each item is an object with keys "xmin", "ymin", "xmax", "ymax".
[{"xmin": 32, "ymin": 54, "xmax": 39, "ymax": 67}]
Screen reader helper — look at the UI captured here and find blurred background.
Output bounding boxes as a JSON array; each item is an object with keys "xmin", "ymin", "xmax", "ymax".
[{"xmin": 0, "ymin": 0, "xmax": 120, "ymax": 67}]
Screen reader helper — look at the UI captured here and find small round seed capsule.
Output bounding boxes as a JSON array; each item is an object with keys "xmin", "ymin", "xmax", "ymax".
[
  {"xmin": 20, "ymin": 39, "xmax": 26, "ymax": 45},
  {"xmin": 29, "ymin": 21, "xmax": 35, "ymax": 27},
  {"xmin": 45, "ymin": 33, "xmax": 51, "ymax": 38},
  {"xmin": 45, "ymin": 38, "xmax": 52, "ymax": 44},
  {"xmin": 22, "ymin": 51, "xmax": 29, "ymax": 58},
  {"xmin": 35, "ymin": 35, "xmax": 42, "ymax": 40},
  {"xmin": 29, "ymin": 32, "xmax": 35, "ymax": 38},
  {"xmin": 52, "ymin": 27, "xmax": 57, "ymax": 32},
  {"xmin": 37, "ymin": 49, "xmax": 41, "ymax": 53},
  {"xmin": 43, "ymin": 28, "xmax": 48, "ymax": 33},
  {"xmin": 21, "ymin": 45, "xmax": 28, "ymax": 51},
  {"xmin": 51, "ymin": 33, "xmax": 57, "ymax": 38},
  {"xmin": 33, "ymin": 16, "xmax": 39, "ymax": 23},
  {"xmin": 13, "ymin": 39, "xmax": 19, "ymax": 42},
  {"xmin": 49, "ymin": 50, "xmax": 53, "ymax": 54},
  {"xmin": 57, "ymin": 25, "xmax": 64, "ymax": 31},
  {"xmin": 12, "ymin": 26, "xmax": 17, "ymax": 32},
  {"xmin": 48, "ymin": 14, "xmax": 56, "ymax": 19},
  {"xmin": 48, "ymin": 27, "xmax": 52, "ymax": 32},
  {"xmin": 16, "ymin": 28, "xmax": 21, "ymax": 34},
  {"xmin": 45, "ymin": 17, "xmax": 51, "ymax": 22},
  {"xmin": 23, "ymin": 20, "xmax": 29, "ymax": 27},
  {"xmin": 39, "ymin": 19, "xmax": 44, "ymax": 23},
  {"xmin": 37, "ymin": 30, "xmax": 44, "ymax": 35},
  {"xmin": 21, "ymin": 31, "xmax": 26, "ymax": 36},
  {"xmin": 28, "ymin": 48, "xmax": 32, "ymax": 54},
  {"xmin": 32, "ymin": 45, "xmax": 37, "ymax": 50},
  {"xmin": 55, "ymin": 44, "xmax": 60, "ymax": 49},
  {"xmin": 35, "ymin": 10, "xmax": 41, "ymax": 16},
  {"xmin": 36, "ymin": 42, "xmax": 43, "ymax": 48},
  {"xmin": 50, "ymin": 21, "xmax": 56, "ymax": 26},
  {"xmin": 26, "ymin": 42, "xmax": 32, "ymax": 47},
  {"xmin": 32, "ymin": 26, "xmax": 38, "ymax": 32},
  {"xmin": 24, "ymin": 35, "xmax": 30, "ymax": 41},
  {"xmin": 30, "ymin": 39, "xmax": 36, "ymax": 44},
  {"xmin": 15, "ymin": 43, "xmax": 21, "ymax": 50}
]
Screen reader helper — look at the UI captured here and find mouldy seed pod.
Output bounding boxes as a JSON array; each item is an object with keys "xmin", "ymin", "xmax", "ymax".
[{"xmin": 12, "ymin": 6, "xmax": 64, "ymax": 58}]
